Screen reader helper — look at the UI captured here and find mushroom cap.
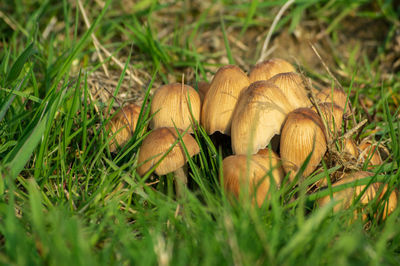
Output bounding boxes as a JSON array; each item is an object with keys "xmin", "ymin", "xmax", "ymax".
[
  {"xmin": 137, "ymin": 127, "xmax": 200, "ymax": 176},
  {"xmin": 196, "ymin": 81, "xmax": 210, "ymax": 102},
  {"xmin": 316, "ymin": 87, "xmax": 350, "ymax": 114},
  {"xmin": 359, "ymin": 140, "xmax": 382, "ymax": 168},
  {"xmin": 280, "ymin": 108, "xmax": 327, "ymax": 181},
  {"xmin": 201, "ymin": 65, "xmax": 250, "ymax": 135},
  {"xmin": 317, "ymin": 171, "xmax": 397, "ymax": 219},
  {"xmin": 151, "ymin": 83, "xmax": 201, "ymax": 133},
  {"xmin": 312, "ymin": 102, "xmax": 344, "ymax": 136},
  {"xmin": 231, "ymin": 81, "xmax": 293, "ymax": 154},
  {"xmin": 107, "ymin": 103, "xmax": 142, "ymax": 152},
  {"xmin": 342, "ymin": 138, "xmax": 359, "ymax": 158},
  {"xmin": 223, "ymin": 149, "xmax": 284, "ymax": 207},
  {"xmin": 268, "ymin": 72, "xmax": 310, "ymax": 109},
  {"xmin": 249, "ymin": 58, "xmax": 296, "ymax": 83}
]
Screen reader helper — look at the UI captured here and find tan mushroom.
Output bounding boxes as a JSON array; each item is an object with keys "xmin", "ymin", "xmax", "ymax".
[
  {"xmin": 107, "ymin": 103, "xmax": 142, "ymax": 152},
  {"xmin": 316, "ymin": 87, "xmax": 350, "ymax": 114},
  {"xmin": 317, "ymin": 171, "xmax": 397, "ymax": 220},
  {"xmin": 201, "ymin": 65, "xmax": 250, "ymax": 135},
  {"xmin": 151, "ymin": 83, "xmax": 201, "ymax": 133},
  {"xmin": 268, "ymin": 72, "xmax": 310, "ymax": 109},
  {"xmin": 223, "ymin": 148, "xmax": 284, "ymax": 207},
  {"xmin": 341, "ymin": 138, "xmax": 359, "ymax": 159},
  {"xmin": 231, "ymin": 81, "xmax": 293, "ymax": 154},
  {"xmin": 249, "ymin": 58, "xmax": 296, "ymax": 83},
  {"xmin": 280, "ymin": 108, "xmax": 327, "ymax": 181},
  {"xmin": 359, "ymin": 140, "xmax": 383, "ymax": 168},
  {"xmin": 312, "ymin": 102, "xmax": 344, "ymax": 136},
  {"xmin": 196, "ymin": 81, "xmax": 210, "ymax": 102},
  {"xmin": 137, "ymin": 127, "xmax": 200, "ymax": 196}
]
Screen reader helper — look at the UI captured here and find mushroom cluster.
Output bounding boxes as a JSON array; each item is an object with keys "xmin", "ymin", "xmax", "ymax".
[{"xmin": 107, "ymin": 58, "xmax": 397, "ymax": 219}]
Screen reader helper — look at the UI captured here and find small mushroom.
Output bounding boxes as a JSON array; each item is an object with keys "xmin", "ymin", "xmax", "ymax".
[
  {"xmin": 316, "ymin": 87, "xmax": 350, "ymax": 114},
  {"xmin": 280, "ymin": 108, "xmax": 327, "ymax": 181},
  {"xmin": 151, "ymin": 83, "xmax": 201, "ymax": 133},
  {"xmin": 249, "ymin": 58, "xmax": 296, "ymax": 83},
  {"xmin": 317, "ymin": 171, "xmax": 397, "ymax": 220},
  {"xmin": 268, "ymin": 72, "xmax": 310, "ymax": 109},
  {"xmin": 223, "ymin": 148, "xmax": 284, "ymax": 206},
  {"xmin": 196, "ymin": 81, "xmax": 210, "ymax": 102},
  {"xmin": 137, "ymin": 127, "xmax": 200, "ymax": 197},
  {"xmin": 231, "ymin": 81, "xmax": 293, "ymax": 154},
  {"xmin": 359, "ymin": 140, "xmax": 383, "ymax": 168},
  {"xmin": 201, "ymin": 65, "xmax": 250, "ymax": 135},
  {"xmin": 312, "ymin": 102, "xmax": 344, "ymax": 136},
  {"xmin": 341, "ymin": 138, "xmax": 359, "ymax": 159},
  {"xmin": 107, "ymin": 103, "xmax": 142, "ymax": 152}
]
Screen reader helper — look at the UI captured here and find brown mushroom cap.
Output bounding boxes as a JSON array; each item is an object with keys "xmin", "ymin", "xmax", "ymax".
[
  {"xmin": 151, "ymin": 83, "xmax": 201, "ymax": 133},
  {"xmin": 312, "ymin": 102, "xmax": 344, "ymax": 136},
  {"xmin": 223, "ymin": 149, "xmax": 284, "ymax": 207},
  {"xmin": 342, "ymin": 138, "xmax": 359, "ymax": 158},
  {"xmin": 137, "ymin": 127, "xmax": 200, "ymax": 176},
  {"xmin": 316, "ymin": 87, "xmax": 350, "ymax": 114},
  {"xmin": 280, "ymin": 108, "xmax": 327, "ymax": 181},
  {"xmin": 359, "ymin": 140, "xmax": 383, "ymax": 168},
  {"xmin": 201, "ymin": 65, "xmax": 250, "ymax": 135},
  {"xmin": 231, "ymin": 81, "xmax": 293, "ymax": 154},
  {"xmin": 196, "ymin": 81, "xmax": 210, "ymax": 102},
  {"xmin": 107, "ymin": 103, "xmax": 142, "ymax": 152},
  {"xmin": 268, "ymin": 72, "xmax": 311, "ymax": 109},
  {"xmin": 317, "ymin": 171, "xmax": 397, "ymax": 219},
  {"xmin": 249, "ymin": 58, "xmax": 296, "ymax": 83}
]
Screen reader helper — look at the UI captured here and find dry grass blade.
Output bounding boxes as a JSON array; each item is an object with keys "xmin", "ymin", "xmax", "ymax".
[
  {"xmin": 308, "ymin": 42, "xmax": 357, "ymax": 126},
  {"xmin": 258, "ymin": 0, "xmax": 295, "ymax": 63},
  {"xmin": 77, "ymin": 0, "xmax": 109, "ymax": 78},
  {"xmin": 0, "ymin": 10, "xmax": 17, "ymax": 31},
  {"xmin": 77, "ymin": 0, "xmax": 144, "ymax": 86}
]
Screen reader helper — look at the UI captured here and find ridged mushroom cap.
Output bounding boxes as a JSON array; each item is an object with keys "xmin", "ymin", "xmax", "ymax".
[
  {"xmin": 107, "ymin": 103, "xmax": 142, "ymax": 152},
  {"xmin": 316, "ymin": 87, "xmax": 350, "ymax": 114},
  {"xmin": 231, "ymin": 81, "xmax": 293, "ymax": 154},
  {"xmin": 201, "ymin": 65, "xmax": 250, "ymax": 135},
  {"xmin": 317, "ymin": 171, "xmax": 397, "ymax": 219},
  {"xmin": 151, "ymin": 83, "xmax": 201, "ymax": 133},
  {"xmin": 342, "ymin": 138, "xmax": 359, "ymax": 158},
  {"xmin": 137, "ymin": 127, "xmax": 200, "ymax": 176},
  {"xmin": 249, "ymin": 58, "xmax": 296, "ymax": 83},
  {"xmin": 223, "ymin": 149, "xmax": 284, "ymax": 207},
  {"xmin": 312, "ymin": 102, "xmax": 344, "ymax": 136},
  {"xmin": 280, "ymin": 108, "xmax": 327, "ymax": 181},
  {"xmin": 268, "ymin": 72, "xmax": 310, "ymax": 109},
  {"xmin": 196, "ymin": 81, "xmax": 210, "ymax": 102},
  {"xmin": 359, "ymin": 140, "xmax": 383, "ymax": 168}
]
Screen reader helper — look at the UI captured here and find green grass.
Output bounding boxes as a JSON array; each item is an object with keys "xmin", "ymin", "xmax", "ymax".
[{"xmin": 1, "ymin": 0, "xmax": 400, "ymax": 265}]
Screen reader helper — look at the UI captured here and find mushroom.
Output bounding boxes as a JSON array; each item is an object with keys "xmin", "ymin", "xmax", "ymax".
[
  {"xmin": 312, "ymin": 102, "xmax": 344, "ymax": 136},
  {"xmin": 280, "ymin": 108, "xmax": 327, "ymax": 181},
  {"xmin": 201, "ymin": 65, "xmax": 250, "ymax": 135},
  {"xmin": 137, "ymin": 127, "xmax": 200, "ymax": 197},
  {"xmin": 341, "ymin": 138, "xmax": 359, "ymax": 159},
  {"xmin": 268, "ymin": 72, "xmax": 311, "ymax": 109},
  {"xmin": 359, "ymin": 140, "xmax": 383, "ymax": 168},
  {"xmin": 151, "ymin": 83, "xmax": 201, "ymax": 133},
  {"xmin": 107, "ymin": 103, "xmax": 142, "ymax": 152},
  {"xmin": 231, "ymin": 81, "xmax": 293, "ymax": 155},
  {"xmin": 249, "ymin": 58, "xmax": 296, "ymax": 83},
  {"xmin": 223, "ymin": 148, "xmax": 284, "ymax": 206},
  {"xmin": 196, "ymin": 81, "xmax": 210, "ymax": 102},
  {"xmin": 316, "ymin": 87, "xmax": 350, "ymax": 114},
  {"xmin": 317, "ymin": 171, "xmax": 397, "ymax": 220}
]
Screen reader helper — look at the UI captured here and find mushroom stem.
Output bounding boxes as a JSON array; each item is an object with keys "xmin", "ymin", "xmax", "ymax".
[{"xmin": 174, "ymin": 166, "xmax": 188, "ymax": 198}]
